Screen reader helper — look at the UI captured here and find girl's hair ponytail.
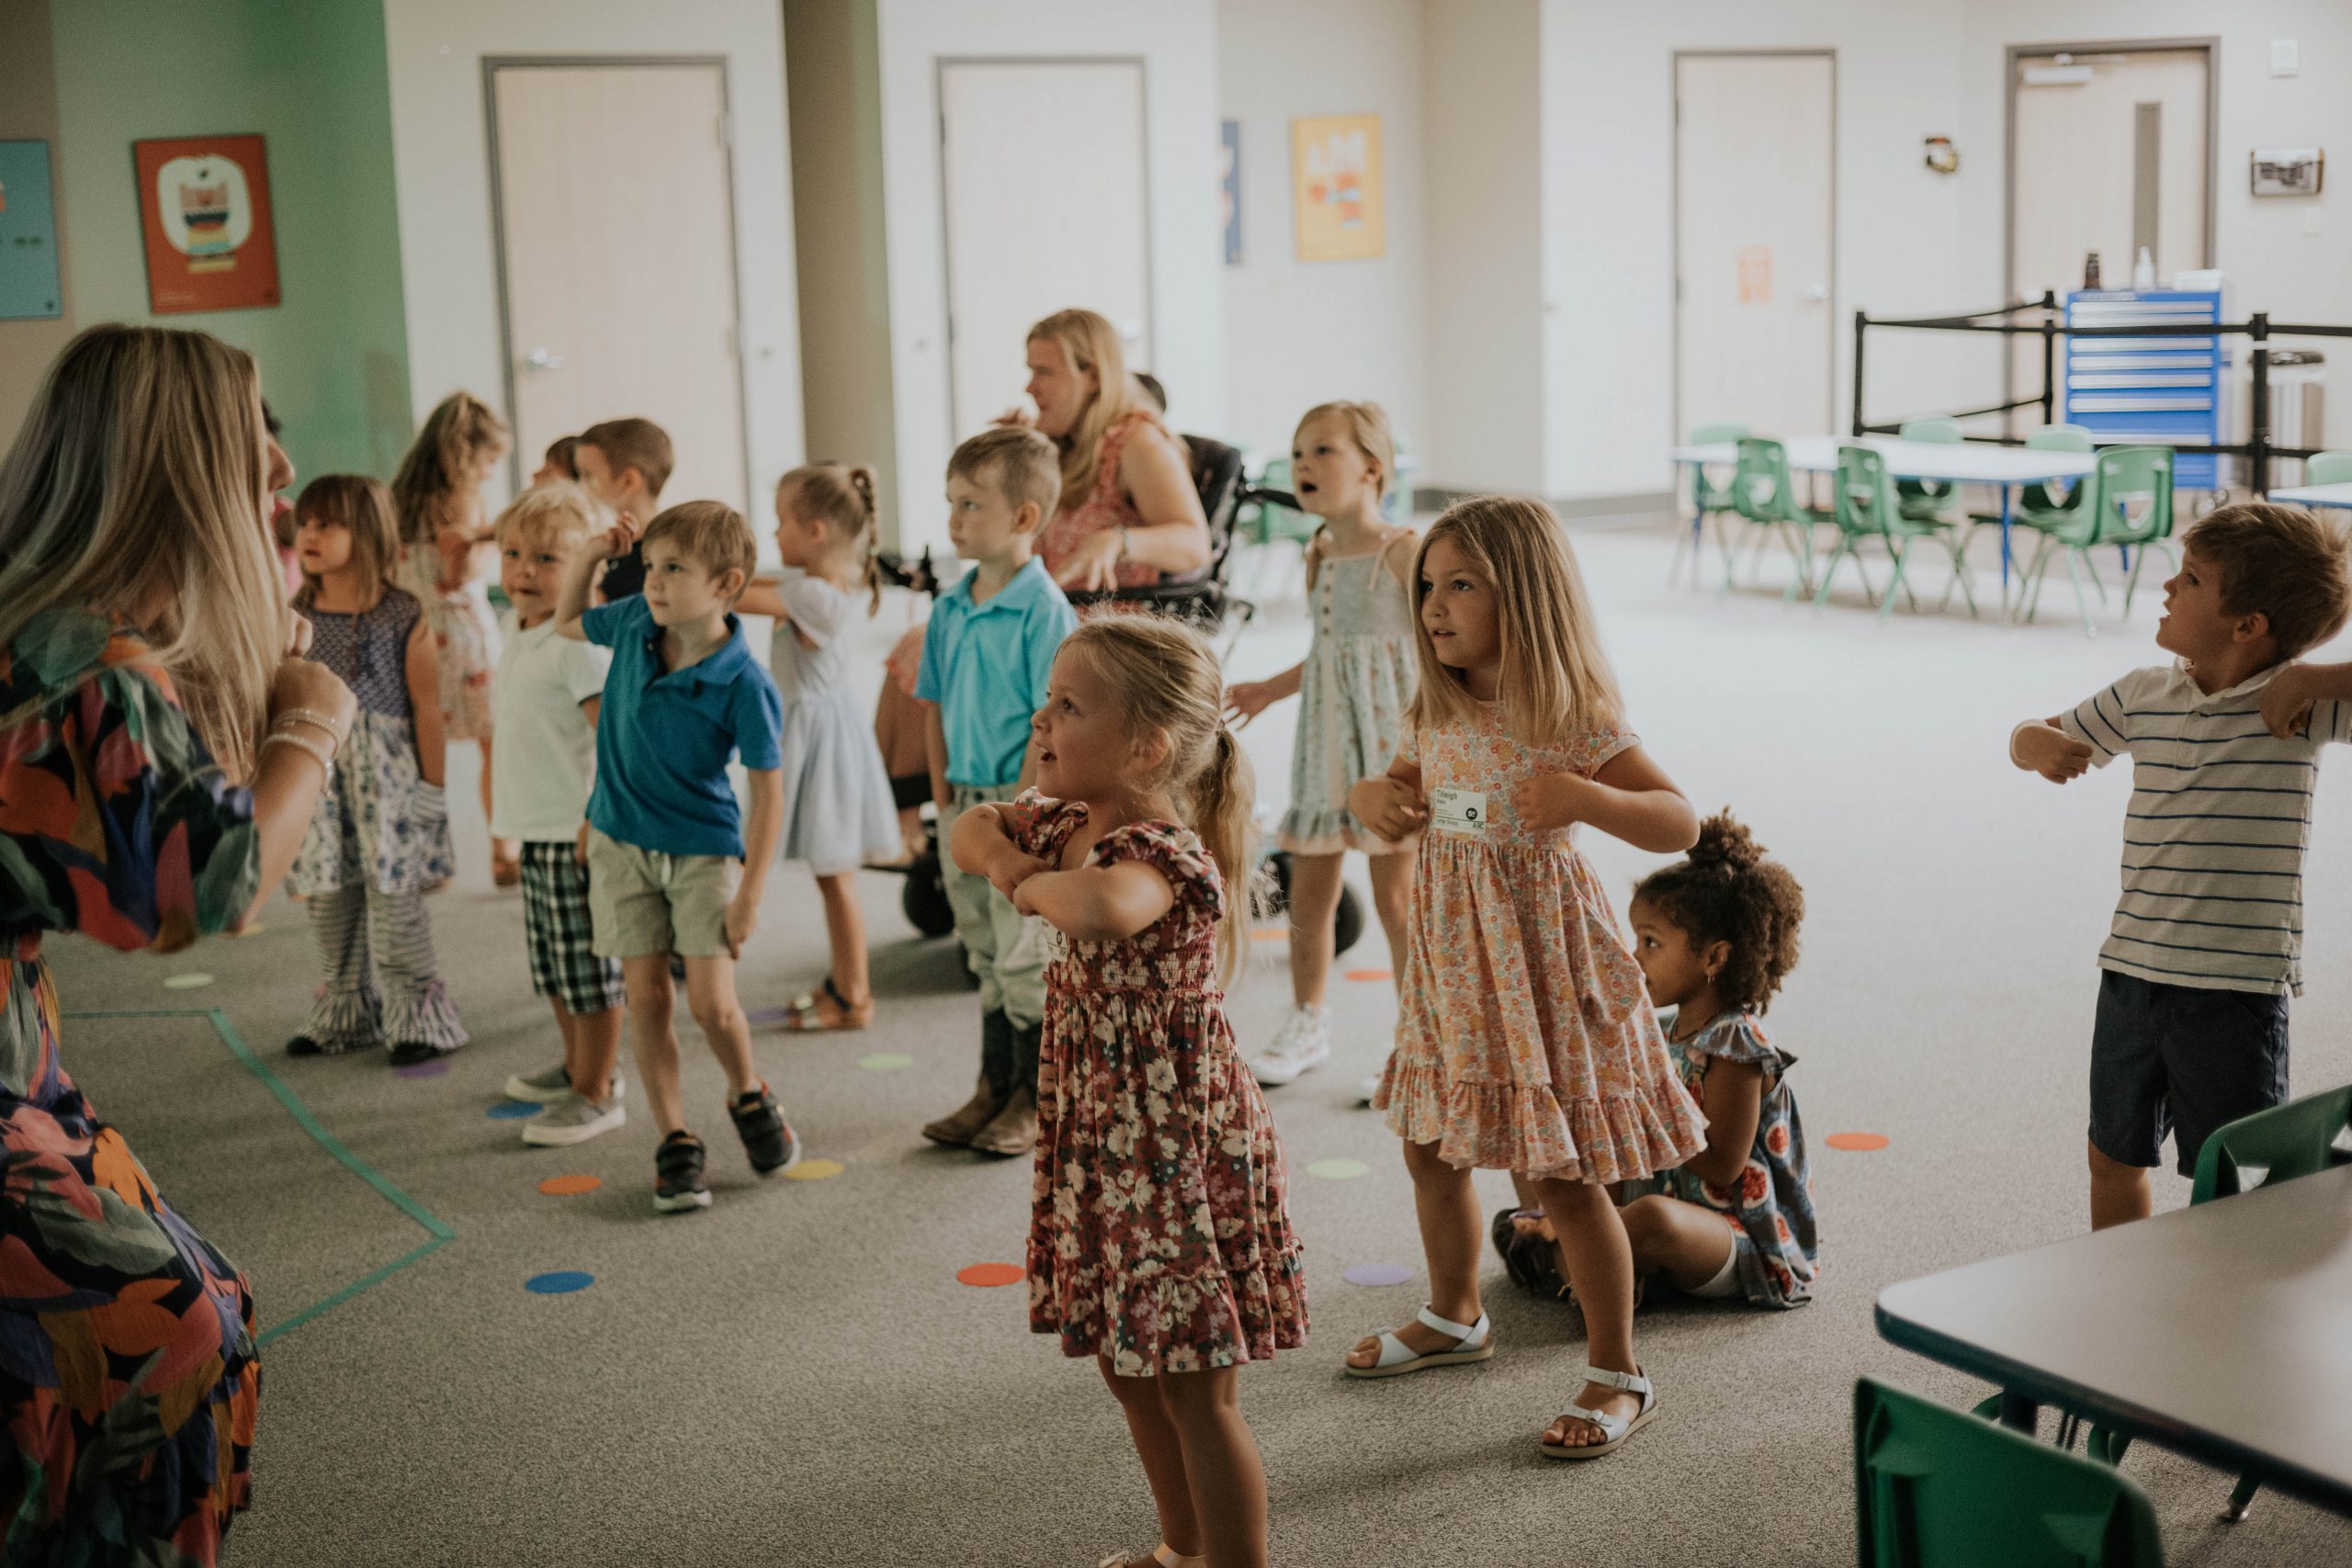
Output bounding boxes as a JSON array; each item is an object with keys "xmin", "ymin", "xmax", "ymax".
[
  {"xmin": 1193, "ymin": 724, "xmax": 1258, "ymax": 981},
  {"xmin": 782, "ymin": 461, "xmax": 887, "ymax": 616}
]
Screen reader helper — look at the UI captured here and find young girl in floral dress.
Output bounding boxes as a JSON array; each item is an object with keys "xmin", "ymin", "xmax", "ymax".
[
  {"xmin": 1343, "ymin": 496, "xmax": 1706, "ymax": 1461},
  {"xmin": 952, "ymin": 615, "xmax": 1304, "ymax": 1568}
]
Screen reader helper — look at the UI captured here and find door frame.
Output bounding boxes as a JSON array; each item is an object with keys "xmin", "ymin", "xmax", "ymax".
[
  {"xmin": 933, "ymin": 54, "xmax": 1155, "ymax": 445},
  {"xmin": 2002, "ymin": 37, "xmax": 2220, "ymax": 308},
  {"xmin": 1669, "ymin": 49, "xmax": 1838, "ymax": 444},
  {"xmin": 480, "ymin": 54, "xmax": 752, "ymax": 502}
]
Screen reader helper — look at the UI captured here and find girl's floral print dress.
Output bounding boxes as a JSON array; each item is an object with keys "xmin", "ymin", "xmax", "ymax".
[
  {"xmin": 1377, "ymin": 702, "xmax": 1706, "ymax": 1180},
  {"xmin": 0, "ymin": 609, "xmax": 264, "ymax": 1564},
  {"xmin": 1010, "ymin": 796, "xmax": 1307, "ymax": 1377},
  {"xmin": 1658, "ymin": 1009, "xmax": 1818, "ymax": 1309}
]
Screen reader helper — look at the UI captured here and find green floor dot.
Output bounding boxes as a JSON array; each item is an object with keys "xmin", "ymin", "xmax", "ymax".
[
  {"xmin": 858, "ymin": 1053, "xmax": 912, "ymax": 1072},
  {"xmin": 163, "ymin": 973, "xmax": 214, "ymax": 990},
  {"xmin": 1307, "ymin": 1157, "xmax": 1369, "ymax": 1180}
]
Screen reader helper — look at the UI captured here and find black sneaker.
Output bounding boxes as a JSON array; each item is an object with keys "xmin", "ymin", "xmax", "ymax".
[
  {"xmin": 727, "ymin": 1083, "xmax": 801, "ymax": 1176},
  {"xmin": 387, "ymin": 1041, "xmax": 449, "ymax": 1067},
  {"xmin": 652, "ymin": 1132, "xmax": 712, "ymax": 1213},
  {"xmin": 285, "ymin": 1035, "xmax": 323, "ymax": 1057}
]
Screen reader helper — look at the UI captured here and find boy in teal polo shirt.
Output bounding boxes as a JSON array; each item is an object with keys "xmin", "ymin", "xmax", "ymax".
[
  {"xmin": 556, "ymin": 500, "xmax": 797, "ymax": 1213},
  {"xmin": 917, "ymin": 428, "xmax": 1077, "ymax": 1157}
]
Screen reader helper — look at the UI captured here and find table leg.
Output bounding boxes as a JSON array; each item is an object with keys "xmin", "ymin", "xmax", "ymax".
[
  {"xmin": 2000, "ymin": 484, "xmax": 2015, "ymax": 616},
  {"xmin": 1998, "ymin": 1391, "xmax": 2039, "ymax": 1436}
]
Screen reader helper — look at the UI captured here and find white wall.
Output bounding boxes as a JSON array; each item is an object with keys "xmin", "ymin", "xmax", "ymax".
[
  {"xmin": 874, "ymin": 0, "xmax": 1220, "ymax": 553},
  {"xmin": 380, "ymin": 0, "xmax": 805, "ymax": 507},
  {"xmin": 1215, "ymin": 0, "xmax": 1427, "ymax": 472}
]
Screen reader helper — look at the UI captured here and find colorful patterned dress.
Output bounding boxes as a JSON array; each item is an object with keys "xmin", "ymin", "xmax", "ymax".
[
  {"xmin": 1038, "ymin": 413, "xmax": 1164, "ymax": 592},
  {"xmin": 0, "ymin": 608, "xmax": 264, "ymax": 1563},
  {"xmin": 395, "ymin": 536, "xmax": 494, "ymax": 743},
  {"xmin": 1376, "ymin": 703, "xmax": 1706, "ymax": 1179},
  {"xmin": 1657, "ymin": 1009, "xmax": 1819, "ymax": 1308},
  {"xmin": 1009, "ymin": 797, "xmax": 1308, "ymax": 1376},
  {"xmin": 1277, "ymin": 532, "xmax": 1419, "ymax": 856}
]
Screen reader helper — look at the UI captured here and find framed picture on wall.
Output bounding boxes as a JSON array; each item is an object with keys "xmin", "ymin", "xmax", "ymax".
[
  {"xmin": 132, "ymin": 134, "xmax": 279, "ymax": 313},
  {"xmin": 0, "ymin": 140, "xmax": 63, "ymax": 320},
  {"xmin": 1291, "ymin": 114, "xmax": 1384, "ymax": 262}
]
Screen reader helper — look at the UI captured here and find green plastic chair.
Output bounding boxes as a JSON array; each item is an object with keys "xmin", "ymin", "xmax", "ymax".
[
  {"xmin": 1673, "ymin": 422, "xmax": 1747, "ymax": 586},
  {"xmin": 1731, "ymin": 437, "xmax": 1832, "ymax": 600},
  {"xmin": 1897, "ymin": 417, "xmax": 1963, "ymax": 524},
  {"xmin": 1815, "ymin": 446, "xmax": 1978, "ymax": 619},
  {"xmin": 1855, "ymin": 1379, "xmax": 2165, "ymax": 1568},
  {"xmin": 2303, "ymin": 450, "xmax": 2352, "ymax": 488},
  {"xmin": 1234, "ymin": 456, "xmax": 1319, "ymax": 597},
  {"xmin": 2018, "ymin": 447, "xmax": 2176, "ymax": 637},
  {"xmin": 1961, "ymin": 425, "xmax": 2096, "ymax": 604}
]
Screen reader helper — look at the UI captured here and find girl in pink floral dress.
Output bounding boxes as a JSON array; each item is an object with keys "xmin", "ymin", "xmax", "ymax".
[
  {"xmin": 953, "ymin": 615, "xmax": 1303, "ymax": 1568},
  {"xmin": 1343, "ymin": 496, "xmax": 1707, "ymax": 1464}
]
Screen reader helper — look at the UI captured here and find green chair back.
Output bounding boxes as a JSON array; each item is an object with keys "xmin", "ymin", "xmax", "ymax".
[
  {"xmin": 1836, "ymin": 445, "xmax": 1898, "ymax": 538},
  {"xmin": 2008, "ymin": 426, "xmax": 2096, "ymax": 518},
  {"xmin": 2190, "ymin": 1083, "xmax": 2352, "ymax": 1204},
  {"xmin": 1691, "ymin": 423, "xmax": 1747, "ymax": 513},
  {"xmin": 1239, "ymin": 457, "xmax": 1318, "ymax": 548},
  {"xmin": 2304, "ymin": 450, "xmax": 2352, "ymax": 488},
  {"xmin": 1896, "ymin": 421, "xmax": 1962, "ymax": 518},
  {"xmin": 2028, "ymin": 424, "xmax": 2096, "ymax": 454},
  {"xmin": 2046, "ymin": 446, "xmax": 2174, "ymax": 548},
  {"xmin": 1900, "ymin": 419, "xmax": 1962, "ymax": 445},
  {"xmin": 1855, "ymin": 1379, "xmax": 2165, "ymax": 1568},
  {"xmin": 1734, "ymin": 437, "xmax": 1806, "ymax": 525}
]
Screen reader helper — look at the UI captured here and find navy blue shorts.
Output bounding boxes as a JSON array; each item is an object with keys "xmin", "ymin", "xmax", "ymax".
[{"xmin": 2088, "ymin": 969, "xmax": 2289, "ymax": 1177}]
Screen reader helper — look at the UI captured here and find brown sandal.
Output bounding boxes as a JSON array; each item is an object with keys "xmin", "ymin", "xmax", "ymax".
[{"xmin": 780, "ymin": 976, "xmax": 874, "ymax": 1032}]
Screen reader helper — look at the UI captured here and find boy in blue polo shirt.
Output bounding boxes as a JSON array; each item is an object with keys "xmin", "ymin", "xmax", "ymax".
[
  {"xmin": 555, "ymin": 500, "xmax": 796, "ymax": 1212},
  {"xmin": 917, "ymin": 428, "xmax": 1078, "ymax": 1157}
]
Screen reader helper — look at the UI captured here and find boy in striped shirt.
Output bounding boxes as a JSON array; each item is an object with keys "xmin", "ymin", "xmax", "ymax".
[{"xmin": 2010, "ymin": 503, "xmax": 2351, "ymax": 1230}]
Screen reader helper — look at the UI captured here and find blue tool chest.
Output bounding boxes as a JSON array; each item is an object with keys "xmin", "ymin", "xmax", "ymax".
[{"xmin": 2064, "ymin": 289, "xmax": 2229, "ymax": 491}]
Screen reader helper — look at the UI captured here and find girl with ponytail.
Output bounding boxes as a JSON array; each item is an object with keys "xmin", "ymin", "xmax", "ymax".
[
  {"xmin": 952, "ymin": 615, "xmax": 1304, "ymax": 1568},
  {"xmin": 737, "ymin": 464, "xmax": 901, "ymax": 1030}
]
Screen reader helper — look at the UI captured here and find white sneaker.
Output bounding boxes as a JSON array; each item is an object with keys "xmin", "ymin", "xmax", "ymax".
[
  {"xmin": 504, "ymin": 1063, "xmax": 625, "ymax": 1104},
  {"xmin": 1252, "ymin": 1006, "xmax": 1331, "ymax": 1087},
  {"xmin": 521, "ymin": 1091, "xmax": 627, "ymax": 1146},
  {"xmin": 1358, "ymin": 1074, "xmax": 1384, "ymax": 1106}
]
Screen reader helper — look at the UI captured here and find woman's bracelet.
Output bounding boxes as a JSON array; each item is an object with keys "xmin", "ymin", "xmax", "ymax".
[
  {"xmin": 274, "ymin": 708, "xmax": 346, "ymax": 749},
  {"xmin": 261, "ymin": 728, "xmax": 336, "ymax": 777},
  {"xmin": 1115, "ymin": 525, "xmax": 1132, "ymax": 564}
]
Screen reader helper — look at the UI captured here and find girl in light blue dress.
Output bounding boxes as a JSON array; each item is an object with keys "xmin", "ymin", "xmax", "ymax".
[{"xmin": 740, "ymin": 465, "xmax": 900, "ymax": 1031}]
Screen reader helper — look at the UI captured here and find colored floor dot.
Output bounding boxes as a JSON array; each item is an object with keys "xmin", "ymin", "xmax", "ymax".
[
  {"xmin": 858, "ymin": 1053, "xmax": 912, "ymax": 1072},
  {"xmin": 956, "ymin": 1262, "xmax": 1025, "ymax": 1288},
  {"xmin": 487, "ymin": 1100, "xmax": 542, "ymax": 1121},
  {"xmin": 537, "ymin": 1174, "xmax": 602, "ymax": 1196},
  {"xmin": 1344, "ymin": 968, "xmax": 1393, "ymax": 982},
  {"xmin": 1307, "ymin": 1158, "xmax": 1369, "ymax": 1180},
  {"xmin": 785, "ymin": 1158, "xmax": 845, "ymax": 1181},
  {"xmin": 1250, "ymin": 928, "xmax": 1287, "ymax": 943},
  {"xmin": 228, "ymin": 923, "xmax": 264, "ymax": 938},
  {"xmin": 392, "ymin": 1059, "xmax": 449, "ymax": 1079},
  {"xmin": 525, "ymin": 1270, "xmax": 594, "ymax": 1294},
  {"xmin": 1826, "ymin": 1132, "xmax": 1890, "ymax": 1152},
  {"xmin": 747, "ymin": 1006, "xmax": 795, "ymax": 1027},
  {"xmin": 1343, "ymin": 1262, "xmax": 1414, "ymax": 1288},
  {"xmin": 163, "ymin": 974, "xmax": 214, "ymax": 990}
]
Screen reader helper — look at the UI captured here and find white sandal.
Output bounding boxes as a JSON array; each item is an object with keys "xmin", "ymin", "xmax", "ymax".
[
  {"xmin": 1097, "ymin": 1546, "xmax": 1204, "ymax": 1568},
  {"xmin": 1539, "ymin": 1364, "xmax": 1658, "ymax": 1460},
  {"xmin": 1342, "ymin": 1304, "xmax": 1496, "ymax": 1380}
]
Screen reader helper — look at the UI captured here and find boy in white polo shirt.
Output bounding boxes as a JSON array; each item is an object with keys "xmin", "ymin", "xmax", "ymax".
[
  {"xmin": 2010, "ymin": 502, "xmax": 2351, "ymax": 1229},
  {"xmin": 488, "ymin": 483, "xmax": 628, "ymax": 1145}
]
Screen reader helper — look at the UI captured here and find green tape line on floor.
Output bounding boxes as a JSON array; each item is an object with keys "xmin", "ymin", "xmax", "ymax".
[{"xmin": 66, "ymin": 1007, "xmax": 456, "ymax": 1346}]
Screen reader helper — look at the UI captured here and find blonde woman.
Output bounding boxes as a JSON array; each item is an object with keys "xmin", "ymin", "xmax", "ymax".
[
  {"xmin": 0, "ymin": 323, "xmax": 356, "ymax": 1555},
  {"xmin": 1007, "ymin": 308, "xmax": 1211, "ymax": 594}
]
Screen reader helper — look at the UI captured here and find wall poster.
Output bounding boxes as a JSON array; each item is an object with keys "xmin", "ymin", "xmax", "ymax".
[
  {"xmin": 1291, "ymin": 114, "xmax": 1383, "ymax": 262},
  {"xmin": 133, "ymin": 134, "xmax": 279, "ymax": 313}
]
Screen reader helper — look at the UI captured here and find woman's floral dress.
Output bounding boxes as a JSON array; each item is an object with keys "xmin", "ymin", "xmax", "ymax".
[
  {"xmin": 1376, "ymin": 703, "xmax": 1707, "ymax": 1180},
  {"xmin": 1009, "ymin": 796, "xmax": 1307, "ymax": 1377},
  {"xmin": 1038, "ymin": 413, "xmax": 1163, "ymax": 592},
  {"xmin": 1657, "ymin": 1009, "xmax": 1819, "ymax": 1308},
  {"xmin": 0, "ymin": 608, "xmax": 264, "ymax": 1563}
]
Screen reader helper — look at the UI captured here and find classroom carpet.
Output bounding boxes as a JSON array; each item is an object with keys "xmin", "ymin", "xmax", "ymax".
[{"xmin": 47, "ymin": 516, "xmax": 2352, "ymax": 1566}]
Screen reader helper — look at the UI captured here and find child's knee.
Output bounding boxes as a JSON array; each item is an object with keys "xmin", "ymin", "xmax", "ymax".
[
  {"xmin": 1619, "ymin": 1193, "xmax": 1665, "ymax": 1245},
  {"xmin": 688, "ymin": 990, "xmax": 742, "ymax": 1038}
]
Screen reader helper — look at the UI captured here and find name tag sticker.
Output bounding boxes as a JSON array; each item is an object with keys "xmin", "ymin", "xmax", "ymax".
[{"xmin": 1431, "ymin": 787, "xmax": 1489, "ymax": 837}]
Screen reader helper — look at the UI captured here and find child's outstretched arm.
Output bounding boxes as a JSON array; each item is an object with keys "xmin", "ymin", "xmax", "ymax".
[
  {"xmin": 734, "ymin": 577, "xmax": 787, "ymax": 619},
  {"xmin": 403, "ymin": 615, "xmax": 447, "ymax": 789},
  {"xmin": 1014, "ymin": 862, "xmax": 1175, "ymax": 942},
  {"xmin": 1226, "ymin": 662, "xmax": 1304, "ymax": 727},
  {"xmin": 2260, "ymin": 660, "xmax": 2352, "ymax": 739},
  {"xmin": 555, "ymin": 520, "xmax": 635, "ymax": 641},
  {"xmin": 1349, "ymin": 758, "xmax": 1428, "ymax": 841},
  {"xmin": 2009, "ymin": 716, "xmax": 2093, "ymax": 782},
  {"xmin": 1510, "ymin": 744, "xmax": 1696, "ymax": 853}
]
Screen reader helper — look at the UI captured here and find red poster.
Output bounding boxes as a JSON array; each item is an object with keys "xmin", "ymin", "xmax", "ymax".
[{"xmin": 133, "ymin": 134, "xmax": 279, "ymax": 314}]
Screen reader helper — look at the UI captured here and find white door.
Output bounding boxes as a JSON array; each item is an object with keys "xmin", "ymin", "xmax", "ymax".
[
  {"xmin": 940, "ymin": 61, "xmax": 1151, "ymax": 440},
  {"xmin": 1675, "ymin": 53, "xmax": 1836, "ymax": 441},
  {"xmin": 491, "ymin": 62, "xmax": 748, "ymax": 511}
]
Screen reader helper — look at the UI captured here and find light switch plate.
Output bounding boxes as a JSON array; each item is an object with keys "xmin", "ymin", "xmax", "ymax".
[
  {"xmin": 2272, "ymin": 39, "xmax": 2300, "ymax": 76},
  {"xmin": 2304, "ymin": 206, "xmax": 2324, "ymax": 236}
]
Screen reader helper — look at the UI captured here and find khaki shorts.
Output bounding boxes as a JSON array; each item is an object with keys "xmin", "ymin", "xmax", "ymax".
[{"xmin": 585, "ymin": 828, "xmax": 742, "ymax": 960}]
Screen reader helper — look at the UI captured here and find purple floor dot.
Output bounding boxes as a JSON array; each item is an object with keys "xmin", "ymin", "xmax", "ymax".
[
  {"xmin": 1343, "ymin": 1263, "xmax": 1415, "ymax": 1288},
  {"xmin": 524, "ymin": 1270, "xmax": 594, "ymax": 1294},
  {"xmin": 392, "ymin": 1059, "xmax": 449, "ymax": 1078},
  {"xmin": 747, "ymin": 1006, "xmax": 794, "ymax": 1027},
  {"xmin": 487, "ymin": 1100, "xmax": 541, "ymax": 1120}
]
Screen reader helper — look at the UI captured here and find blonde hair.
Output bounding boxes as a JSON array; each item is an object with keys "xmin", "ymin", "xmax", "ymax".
[
  {"xmin": 1408, "ymin": 495, "xmax": 1623, "ymax": 748},
  {"xmin": 0, "ymin": 323, "xmax": 284, "ymax": 781},
  {"xmin": 291, "ymin": 474, "xmax": 401, "ymax": 613},
  {"xmin": 948, "ymin": 425, "xmax": 1061, "ymax": 520},
  {"xmin": 1059, "ymin": 616, "xmax": 1257, "ymax": 983},
  {"xmin": 494, "ymin": 479, "xmax": 603, "ymax": 553},
  {"xmin": 780, "ymin": 463, "xmax": 883, "ymax": 615},
  {"xmin": 391, "ymin": 390, "xmax": 509, "ymax": 548},
  {"xmin": 1295, "ymin": 400, "xmax": 1395, "ymax": 498},
  {"xmin": 641, "ymin": 500, "xmax": 757, "ymax": 594},
  {"xmin": 1027, "ymin": 308, "xmax": 1170, "ymax": 507}
]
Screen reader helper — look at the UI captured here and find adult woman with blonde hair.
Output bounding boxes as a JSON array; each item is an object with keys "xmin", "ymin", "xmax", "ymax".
[
  {"xmin": 0, "ymin": 323, "xmax": 356, "ymax": 1554},
  {"xmin": 1010, "ymin": 308, "xmax": 1211, "ymax": 593}
]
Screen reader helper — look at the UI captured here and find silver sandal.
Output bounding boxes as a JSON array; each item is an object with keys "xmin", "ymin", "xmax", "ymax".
[{"xmin": 1540, "ymin": 1363, "xmax": 1658, "ymax": 1460}]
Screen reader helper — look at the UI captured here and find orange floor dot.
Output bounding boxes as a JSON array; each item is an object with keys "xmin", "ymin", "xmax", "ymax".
[
  {"xmin": 956, "ymin": 1262, "xmax": 1025, "ymax": 1288},
  {"xmin": 1344, "ymin": 967, "xmax": 1393, "ymax": 981},
  {"xmin": 537, "ymin": 1174, "xmax": 602, "ymax": 1196},
  {"xmin": 1250, "ymin": 928, "xmax": 1287, "ymax": 943},
  {"xmin": 1826, "ymin": 1132, "xmax": 1890, "ymax": 1152}
]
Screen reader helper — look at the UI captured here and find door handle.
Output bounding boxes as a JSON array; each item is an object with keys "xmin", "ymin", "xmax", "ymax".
[{"xmin": 524, "ymin": 347, "xmax": 565, "ymax": 372}]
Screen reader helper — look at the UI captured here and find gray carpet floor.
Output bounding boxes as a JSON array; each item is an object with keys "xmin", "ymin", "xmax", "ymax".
[{"xmin": 45, "ymin": 517, "xmax": 2352, "ymax": 1566}]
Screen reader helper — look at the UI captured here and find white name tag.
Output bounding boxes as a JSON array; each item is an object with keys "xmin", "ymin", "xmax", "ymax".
[{"xmin": 1430, "ymin": 787, "xmax": 1489, "ymax": 837}]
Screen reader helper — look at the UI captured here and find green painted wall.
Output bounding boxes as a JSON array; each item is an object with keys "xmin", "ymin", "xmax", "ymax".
[{"xmin": 49, "ymin": 0, "xmax": 412, "ymax": 479}]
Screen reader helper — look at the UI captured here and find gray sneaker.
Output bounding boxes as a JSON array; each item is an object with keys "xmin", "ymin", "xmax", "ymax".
[
  {"xmin": 521, "ymin": 1091, "xmax": 626, "ymax": 1146},
  {"xmin": 504, "ymin": 1063, "xmax": 626, "ymax": 1105}
]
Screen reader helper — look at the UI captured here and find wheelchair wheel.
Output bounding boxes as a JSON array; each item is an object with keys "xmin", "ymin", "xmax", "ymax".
[
  {"xmin": 901, "ymin": 857, "xmax": 956, "ymax": 938},
  {"xmin": 1259, "ymin": 851, "xmax": 1367, "ymax": 958},
  {"xmin": 1332, "ymin": 884, "xmax": 1365, "ymax": 958}
]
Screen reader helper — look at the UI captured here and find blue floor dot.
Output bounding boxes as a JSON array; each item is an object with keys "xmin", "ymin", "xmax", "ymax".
[
  {"xmin": 487, "ymin": 1100, "xmax": 542, "ymax": 1120},
  {"xmin": 525, "ymin": 1270, "xmax": 594, "ymax": 1295}
]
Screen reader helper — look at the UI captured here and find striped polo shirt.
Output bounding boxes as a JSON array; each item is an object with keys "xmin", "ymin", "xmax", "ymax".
[{"xmin": 2061, "ymin": 661, "xmax": 2350, "ymax": 997}]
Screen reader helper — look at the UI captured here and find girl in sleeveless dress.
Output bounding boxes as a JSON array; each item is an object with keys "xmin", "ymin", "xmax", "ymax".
[
  {"xmin": 952, "ymin": 616, "xmax": 1305, "ymax": 1568},
  {"xmin": 1226, "ymin": 402, "xmax": 1419, "ymax": 1091},
  {"xmin": 288, "ymin": 476, "xmax": 467, "ymax": 1065}
]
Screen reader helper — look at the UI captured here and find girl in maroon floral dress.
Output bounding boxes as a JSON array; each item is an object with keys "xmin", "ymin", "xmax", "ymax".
[{"xmin": 953, "ymin": 616, "xmax": 1304, "ymax": 1568}]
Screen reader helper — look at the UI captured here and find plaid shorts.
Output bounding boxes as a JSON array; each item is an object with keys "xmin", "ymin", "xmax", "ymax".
[{"xmin": 520, "ymin": 840, "xmax": 626, "ymax": 1015}]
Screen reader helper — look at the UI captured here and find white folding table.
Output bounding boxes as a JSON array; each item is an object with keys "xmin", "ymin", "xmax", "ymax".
[{"xmin": 2267, "ymin": 481, "xmax": 2352, "ymax": 512}]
